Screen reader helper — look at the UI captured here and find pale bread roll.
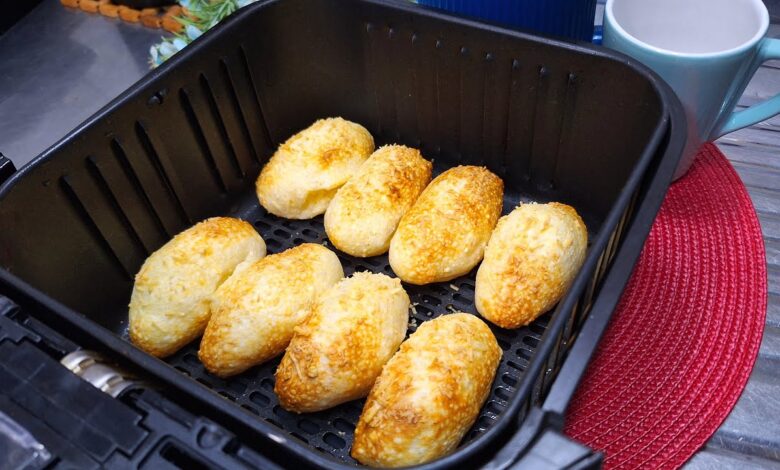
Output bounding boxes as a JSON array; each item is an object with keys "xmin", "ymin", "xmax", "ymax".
[
  {"xmin": 129, "ymin": 217, "xmax": 266, "ymax": 358},
  {"xmin": 476, "ymin": 202, "xmax": 587, "ymax": 329},
  {"xmin": 389, "ymin": 166, "xmax": 503, "ymax": 284},
  {"xmin": 274, "ymin": 272, "xmax": 409, "ymax": 413},
  {"xmin": 198, "ymin": 244, "xmax": 343, "ymax": 377},
  {"xmin": 255, "ymin": 117, "xmax": 374, "ymax": 219},
  {"xmin": 324, "ymin": 145, "xmax": 432, "ymax": 257},
  {"xmin": 351, "ymin": 313, "xmax": 501, "ymax": 467}
]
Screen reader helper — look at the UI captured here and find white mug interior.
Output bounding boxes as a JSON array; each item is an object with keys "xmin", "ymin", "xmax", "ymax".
[{"xmin": 610, "ymin": 0, "xmax": 767, "ymax": 55}]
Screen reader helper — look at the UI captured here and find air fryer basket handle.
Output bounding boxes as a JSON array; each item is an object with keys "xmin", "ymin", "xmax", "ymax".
[{"xmin": 0, "ymin": 153, "xmax": 16, "ymax": 186}]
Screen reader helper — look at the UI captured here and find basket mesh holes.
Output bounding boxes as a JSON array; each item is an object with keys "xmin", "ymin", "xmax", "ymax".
[
  {"xmin": 266, "ymin": 239, "xmax": 283, "ymax": 251},
  {"xmin": 516, "ymin": 348, "xmax": 533, "ymax": 360},
  {"xmin": 293, "ymin": 237, "xmax": 305, "ymax": 245},
  {"xmin": 242, "ymin": 404, "xmax": 260, "ymax": 415},
  {"xmin": 486, "ymin": 401, "xmax": 504, "ymax": 415},
  {"xmin": 273, "ymin": 405, "xmax": 295, "ymax": 420},
  {"xmin": 528, "ymin": 323, "xmax": 546, "ymax": 336},
  {"xmin": 452, "ymin": 292, "xmax": 470, "ymax": 303},
  {"xmin": 298, "ymin": 418, "xmax": 320, "ymax": 434},
  {"xmin": 219, "ymin": 391, "xmax": 236, "ymax": 401},
  {"xmin": 323, "ymin": 432, "xmax": 347, "ymax": 450},
  {"xmin": 273, "ymin": 229, "xmax": 291, "ymax": 239},
  {"xmin": 506, "ymin": 361, "xmax": 525, "ymax": 372},
  {"xmin": 183, "ymin": 353, "xmax": 200, "ymax": 367},
  {"xmin": 301, "ymin": 228, "xmax": 319, "ymax": 238},
  {"xmin": 501, "ymin": 374, "xmax": 518, "ymax": 387},
  {"xmin": 459, "ymin": 282, "xmax": 475, "ymax": 294},
  {"xmin": 496, "ymin": 339, "xmax": 511, "ymax": 351},
  {"xmin": 250, "ymin": 391, "xmax": 270, "ymax": 406},
  {"xmin": 260, "ymin": 378, "xmax": 274, "ymax": 391},
  {"xmin": 522, "ymin": 336, "xmax": 540, "ymax": 348},
  {"xmin": 196, "ymin": 377, "xmax": 213, "ymax": 387},
  {"xmin": 495, "ymin": 387, "xmax": 511, "ymax": 401},
  {"xmin": 228, "ymin": 380, "xmax": 247, "ymax": 394},
  {"xmin": 421, "ymin": 295, "xmax": 440, "ymax": 306},
  {"xmin": 332, "ymin": 418, "xmax": 355, "ymax": 434},
  {"xmin": 415, "ymin": 304, "xmax": 433, "ymax": 317},
  {"xmin": 254, "ymin": 220, "xmax": 272, "ymax": 231},
  {"xmin": 174, "ymin": 366, "xmax": 191, "ymax": 376},
  {"xmin": 267, "ymin": 418, "xmax": 283, "ymax": 428},
  {"xmin": 476, "ymin": 416, "xmax": 495, "ymax": 430},
  {"xmin": 290, "ymin": 432, "xmax": 309, "ymax": 444}
]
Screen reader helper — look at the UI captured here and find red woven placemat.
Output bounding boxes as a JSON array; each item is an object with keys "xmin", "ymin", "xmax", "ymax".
[{"xmin": 564, "ymin": 143, "xmax": 767, "ymax": 469}]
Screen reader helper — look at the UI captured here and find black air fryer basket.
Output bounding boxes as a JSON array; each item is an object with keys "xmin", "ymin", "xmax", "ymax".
[{"xmin": 0, "ymin": 0, "xmax": 686, "ymax": 468}]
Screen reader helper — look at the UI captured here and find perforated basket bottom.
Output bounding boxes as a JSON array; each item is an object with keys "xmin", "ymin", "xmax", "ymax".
[{"xmin": 159, "ymin": 188, "xmax": 555, "ymax": 464}]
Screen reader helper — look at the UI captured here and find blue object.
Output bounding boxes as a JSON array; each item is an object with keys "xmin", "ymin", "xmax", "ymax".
[
  {"xmin": 416, "ymin": 0, "xmax": 598, "ymax": 41},
  {"xmin": 603, "ymin": 0, "xmax": 780, "ymax": 179}
]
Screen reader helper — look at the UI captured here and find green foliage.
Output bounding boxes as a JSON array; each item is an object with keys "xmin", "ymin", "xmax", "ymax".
[{"xmin": 149, "ymin": 0, "xmax": 257, "ymax": 67}]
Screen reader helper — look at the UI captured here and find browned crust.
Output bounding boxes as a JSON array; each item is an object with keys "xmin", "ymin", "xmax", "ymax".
[
  {"xmin": 475, "ymin": 202, "xmax": 587, "ymax": 329},
  {"xmin": 390, "ymin": 166, "xmax": 504, "ymax": 284},
  {"xmin": 351, "ymin": 313, "xmax": 502, "ymax": 467}
]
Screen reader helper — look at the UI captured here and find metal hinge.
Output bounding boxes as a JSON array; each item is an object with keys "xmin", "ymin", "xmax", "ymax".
[{"xmin": 60, "ymin": 350, "xmax": 147, "ymax": 398}]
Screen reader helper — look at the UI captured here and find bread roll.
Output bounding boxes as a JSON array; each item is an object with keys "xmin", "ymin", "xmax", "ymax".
[
  {"xmin": 255, "ymin": 117, "xmax": 374, "ymax": 219},
  {"xmin": 275, "ymin": 272, "xmax": 409, "ymax": 413},
  {"xmin": 324, "ymin": 145, "xmax": 432, "ymax": 257},
  {"xmin": 129, "ymin": 217, "xmax": 266, "ymax": 357},
  {"xmin": 351, "ymin": 313, "xmax": 501, "ymax": 467},
  {"xmin": 476, "ymin": 202, "xmax": 587, "ymax": 329},
  {"xmin": 389, "ymin": 166, "xmax": 503, "ymax": 284},
  {"xmin": 198, "ymin": 244, "xmax": 343, "ymax": 377}
]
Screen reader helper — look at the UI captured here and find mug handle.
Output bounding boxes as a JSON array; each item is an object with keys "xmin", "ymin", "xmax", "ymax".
[{"xmin": 719, "ymin": 38, "xmax": 780, "ymax": 136}]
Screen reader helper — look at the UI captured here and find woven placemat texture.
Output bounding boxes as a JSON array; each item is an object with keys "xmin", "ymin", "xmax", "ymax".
[
  {"xmin": 60, "ymin": 0, "xmax": 183, "ymax": 33},
  {"xmin": 565, "ymin": 143, "xmax": 767, "ymax": 469}
]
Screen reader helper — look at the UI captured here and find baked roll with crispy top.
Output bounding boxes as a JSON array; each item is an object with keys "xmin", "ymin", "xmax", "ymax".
[
  {"xmin": 389, "ymin": 166, "xmax": 503, "ymax": 284},
  {"xmin": 255, "ymin": 117, "xmax": 374, "ymax": 219},
  {"xmin": 275, "ymin": 272, "xmax": 409, "ymax": 413},
  {"xmin": 325, "ymin": 145, "xmax": 432, "ymax": 257}
]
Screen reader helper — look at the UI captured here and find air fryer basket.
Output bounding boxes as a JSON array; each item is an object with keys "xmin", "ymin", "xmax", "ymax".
[{"xmin": 0, "ymin": 0, "xmax": 685, "ymax": 467}]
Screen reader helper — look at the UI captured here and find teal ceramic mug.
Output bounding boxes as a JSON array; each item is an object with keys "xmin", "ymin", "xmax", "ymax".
[{"xmin": 604, "ymin": 0, "xmax": 780, "ymax": 179}]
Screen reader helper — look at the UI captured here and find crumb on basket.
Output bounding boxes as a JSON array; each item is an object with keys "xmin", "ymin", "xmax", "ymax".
[{"xmin": 449, "ymin": 283, "xmax": 459, "ymax": 291}]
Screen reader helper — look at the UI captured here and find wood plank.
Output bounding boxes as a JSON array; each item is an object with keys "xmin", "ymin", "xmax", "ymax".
[
  {"xmin": 717, "ymin": 141, "xmax": 780, "ymax": 170},
  {"xmin": 757, "ymin": 212, "xmax": 780, "ymax": 242},
  {"xmin": 768, "ymin": 237, "xmax": 780, "ymax": 268},
  {"xmin": 769, "ymin": 293, "xmax": 780, "ymax": 329},
  {"xmin": 719, "ymin": 126, "xmax": 780, "ymax": 149},
  {"xmin": 746, "ymin": 186, "xmax": 780, "ymax": 217},
  {"xmin": 731, "ymin": 160, "xmax": 780, "ymax": 191}
]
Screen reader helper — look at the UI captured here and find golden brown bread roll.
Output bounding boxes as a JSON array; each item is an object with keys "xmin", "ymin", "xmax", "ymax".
[
  {"xmin": 476, "ymin": 202, "xmax": 587, "ymax": 329},
  {"xmin": 389, "ymin": 166, "xmax": 503, "ymax": 284},
  {"xmin": 198, "ymin": 244, "xmax": 343, "ymax": 377},
  {"xmin": 324, "ymin": 145, "xmax": 432, "ymax": 257},
  {"xmin": 274, "ymin": 272, "xmax": 409, "ymax": 413},
  {"xmin": 351, "ymin": 313, "xmax": 502, "ymax": 467},
  {"xmin": 255, "ymin": 117, "xmax": 374, "ymax": 219},
  {"xmin": 129, "ymin": 217, "xmax": 266, "ymax": 358}
]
